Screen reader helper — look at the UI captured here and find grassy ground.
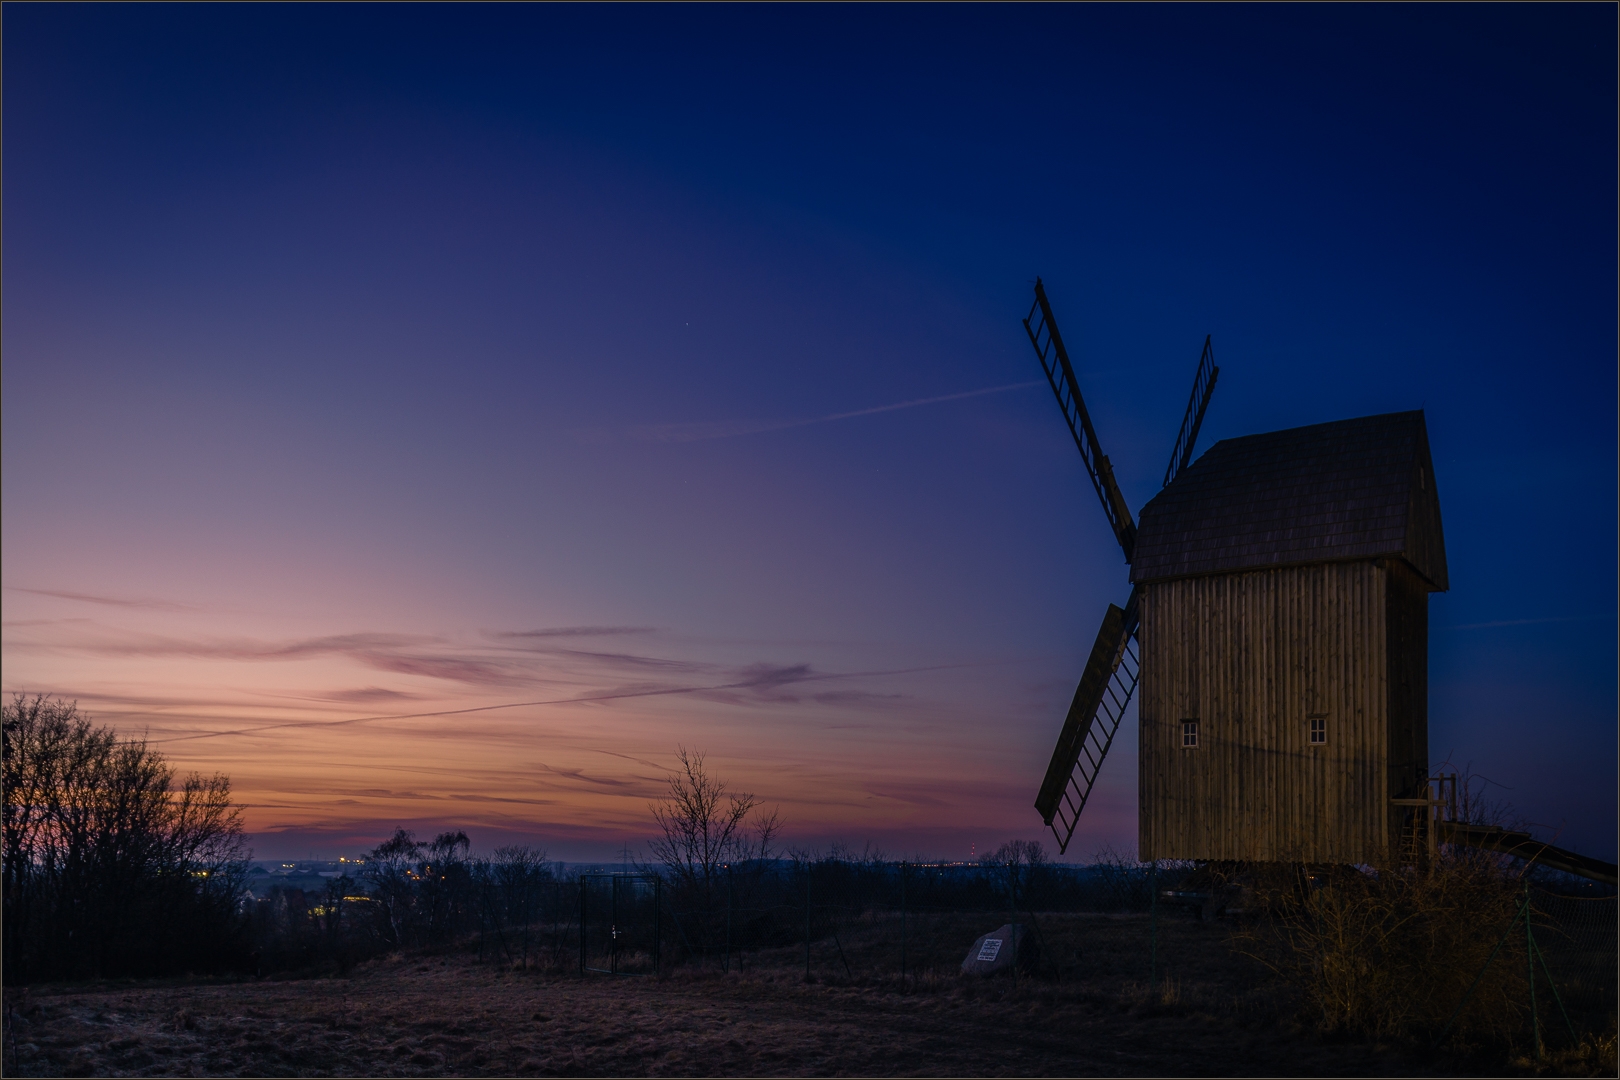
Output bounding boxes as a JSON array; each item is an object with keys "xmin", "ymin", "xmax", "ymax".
[{"xmin": 1, "ymin": 911, "xmax": 1464, "ymax": 1077}]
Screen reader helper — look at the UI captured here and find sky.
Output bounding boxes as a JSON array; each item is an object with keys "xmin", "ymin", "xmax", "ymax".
[{"xmin": 4, "ymin": 4, "xmax": 1615, "ymax": 863}]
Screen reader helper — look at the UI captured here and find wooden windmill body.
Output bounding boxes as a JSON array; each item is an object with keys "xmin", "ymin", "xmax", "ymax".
[
  {"xmin": 1131, "ymin": 412, "xmax": 1447, "ymax": 863},
  {"xmin": 1024, "ymin": 281, "xmax": 1448, "ymax": 864}
]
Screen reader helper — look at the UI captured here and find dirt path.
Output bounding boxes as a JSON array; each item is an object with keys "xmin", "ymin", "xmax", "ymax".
[{"xmin": 5, "ymin": 945, "xmax": 1441, "ymax": 1077}]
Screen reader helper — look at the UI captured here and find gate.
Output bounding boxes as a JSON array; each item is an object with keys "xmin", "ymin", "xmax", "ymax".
[{"xmin": 579, "ymin": 874, "xmax": 661, "ymax": 975}]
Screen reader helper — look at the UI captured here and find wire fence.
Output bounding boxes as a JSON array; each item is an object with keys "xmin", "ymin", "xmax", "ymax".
[
  {"xmin": 579, "ymin": 859, "xmax": 1193, "ymax": 986},
  {"xmin": 1519, "ymin": 885, "xmax": 1616, "ymax": 1049},
  {"xmin": 1422, "ymin": 877, "xmax": 1617, "ymax": 1058},
  {"xmin": 578, "ymin": 874, "xmax": 661, "ymax": 975},
  {"xmin": 566, "ymin": 858, "xmax": 1617, "ymax": 1051},
  {"xmin": 243, "ymin": 839, "xmax": 1613, "ymax": 1058}
]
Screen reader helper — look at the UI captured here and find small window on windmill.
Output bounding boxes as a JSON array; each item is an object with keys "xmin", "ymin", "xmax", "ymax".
[
  {"xmin": 1181, "ymin": 720, "xmax": 1199, "ymax": 748},
  {"xmin": 1309, "ymin": 714, "xmax": 1327, "ymax": 744}
]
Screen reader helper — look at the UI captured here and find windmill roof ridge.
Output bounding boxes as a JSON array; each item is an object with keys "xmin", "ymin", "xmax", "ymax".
[{"xmin": 1130, "ymin": 409, "xmax": 1447, "ymax": 589}]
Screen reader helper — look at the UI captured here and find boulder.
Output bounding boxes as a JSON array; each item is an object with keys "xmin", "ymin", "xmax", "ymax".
[{"xmin": 959, "ymin": 922, "xmax": 1038, "ymax": 976}]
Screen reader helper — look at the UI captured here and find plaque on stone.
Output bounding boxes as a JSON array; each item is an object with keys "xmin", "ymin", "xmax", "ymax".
[{"xmin": 960, "ymin": 922, "xmax": 1036, "ymax": 976}]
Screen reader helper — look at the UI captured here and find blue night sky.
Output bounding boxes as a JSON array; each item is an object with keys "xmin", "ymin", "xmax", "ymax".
[{"xmin": 4, "ymin": 4, "xmax": 1614, "ymax": 861}]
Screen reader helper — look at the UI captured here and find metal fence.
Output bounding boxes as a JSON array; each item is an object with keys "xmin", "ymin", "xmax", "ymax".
[
  {"xmin": 614, "ymin": 859, "xmax": 1183, "ymax": 984},
  {"xmin": 569, "ymin": 858, "xmax": 1617, "ymax": 1053},
  {"xmin": 1502, "ymin": 884, "xmax": 1616, "ymax": 1052},
  {"xmin": 578, "ymin": 874, "xmax": 661, "ymax": 975},
  {"xmin": 477, "ymin": 876, "xmax": 621, "ymax": 973}
]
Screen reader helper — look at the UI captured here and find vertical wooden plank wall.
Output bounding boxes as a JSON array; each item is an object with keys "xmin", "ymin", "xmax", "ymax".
[
  {"xmin": 1384, "ymin": 558, "xmax": 1431, "ymax": 849},
  {"xmin": 1138, "ymin": 562, "xmax": 1390, "ymax": 863}
]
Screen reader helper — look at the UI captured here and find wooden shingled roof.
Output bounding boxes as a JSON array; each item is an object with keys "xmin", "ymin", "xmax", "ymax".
[{"xmin": 1130, "ymin": 410, "xmax": 1447, "ymax": 590}]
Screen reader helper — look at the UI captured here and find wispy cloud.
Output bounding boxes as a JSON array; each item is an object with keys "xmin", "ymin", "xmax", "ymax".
[
  {"xmin": 539, "ymin": 764, "xmax": 646, "ymax": 791},
  {"xmin": 5, "ymin": 629, "xmax": 534, "ymax": 688},
  {"xmin": 487, "ymin": 626, "xmax": 656, "ymax": 640},
  {"xmin": 687, "ymin": 662, "xmax": 820, "ymax": 705},
  {"xmin": 142, "ymin": 660, "xmax": 966, "ymax": 745},
  {"xmin": 360, "ymin": 653, "xmax": 518, "ymax": 685},
  {"xmin": 314, "ymin": 686, "xmax": 428, "ymax": 704},
  {"xmin": 863, "ymin": 786, "xmax": 953, "ymax": 808},
  {"xmin": 812, "ymin": 690, "xmax": 905, "ymax": 706},
  {"xmin": 585, "ymin": 747, "xmax": 672, "ymax": 772},
  {"xmin": 4, "ymin": 586, "xmax": 198, "ymax": 612},
  {"xmin": 538, "ymin": 649, "xmax": 711, "ymax": 673},
  {"xmin": 594, "ymin": 381, "xmax": 1042, "ymax": 444}
]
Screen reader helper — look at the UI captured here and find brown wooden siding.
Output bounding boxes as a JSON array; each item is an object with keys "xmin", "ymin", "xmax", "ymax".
[
  {"xmin": 1403, "ymin": 430, "xmax": 1448, "ymax": 590},
  {"xmin": 1138, "ymin": 562, "xmax": 1390, "ymax": 863},
  {"xmin": 1384, "ymin": 557, "xmax": 1430, "ymax": 849}
]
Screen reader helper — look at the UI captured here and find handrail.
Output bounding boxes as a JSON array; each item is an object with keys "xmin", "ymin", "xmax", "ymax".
[{"xmin": 1438, "ymin": 822, "xmax": 1618, "ymax": 886}]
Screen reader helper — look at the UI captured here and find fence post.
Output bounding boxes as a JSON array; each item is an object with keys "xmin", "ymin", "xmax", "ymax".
[
  {"xmin": 725, "ymin": 866, "xmax": 733, "ymax": 975},
  {"xmin": 1008, "ymin": 861, "xmax": 1017, "ymax": 990},
  {"xmin": 1530, "ymin": 921, "xmax": 1578, "ymax": 1044},
  {"xmin": 520, "ymin": 873, "xmax": 531, "ymax": 969},
  {"xmin": 900, "ymin": 861, "xmax": 907, "ymax": 984},
  {"xmin": 1526, "ymin": 880, "xmax": 1540, "ymax": 1063},
  {"xmin": 578, "ymin": 878, "xmax": 586, "ymax": 975},
  {"xmin": 1150, "ymin": 860, "xmax": 1158, "ymax": 988},
  {"xmin": 610, "ymin": 875, "xmax": 620, "ymax": 975},
  {"xmin": 804, "ymin": 864, "xmax": 812, "ymax": 983}
]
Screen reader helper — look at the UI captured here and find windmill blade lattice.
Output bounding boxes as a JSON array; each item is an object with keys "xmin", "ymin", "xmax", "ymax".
[
  {"xmin": 1023, "ymin": 279, "xmax": 1137, "ymax": 563},
  {"xmin": 1034, "ymin": 592, "xmax": 1142, "ymax": 855},
  {"xmin": 1163, "ymin": 335, "xmax": 1218, "ymax": 489}
]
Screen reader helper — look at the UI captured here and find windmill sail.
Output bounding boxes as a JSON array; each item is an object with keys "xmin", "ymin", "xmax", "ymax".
[
  {"xmin": 1035, "ymin": 591, "xmax": 1142, "ymax": 854},
  {"xmin": 1024, "ymin": 279, "xmax": 1137, "ymax": 562},
  {"xmin": 1162, "ymin": 335, "xmax": 1218, "ymax": 489}
]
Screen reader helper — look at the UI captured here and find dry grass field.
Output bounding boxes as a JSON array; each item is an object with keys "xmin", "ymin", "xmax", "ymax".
[{"xmin": 1, "ymin": 911, "xmax": 1473, "ymax": 1077}]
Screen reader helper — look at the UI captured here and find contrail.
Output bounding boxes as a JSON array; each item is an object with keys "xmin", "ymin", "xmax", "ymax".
[
  {"xmin": 630, "ymin": 380, "xmax": 1043, "ymax": 443},
  {"xmin": 1448, "ymin": 614, "xmax": 1612, "ymax": 630},
  {"xmin": 147, "ymin": 662, "xmax": 968, "ymax": 745}
]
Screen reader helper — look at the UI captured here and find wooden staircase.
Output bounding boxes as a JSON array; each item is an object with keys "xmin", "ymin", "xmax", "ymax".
[{"xmin": 1390, "ymin": 774, "xmax": 1456, "ymax": 867}]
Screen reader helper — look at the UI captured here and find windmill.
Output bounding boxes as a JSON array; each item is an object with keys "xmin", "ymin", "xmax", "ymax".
[
  {"xmin": 1026, "ymin": 277, "xmax": 1471, "ymax": 866},
  {"xmin": 1025, "ymin": 278, "xmax": 1217, "ymax": 855},
  {"xmin": 1021, "ymin": 281, "xmax": 1620, "ymax": 882}
]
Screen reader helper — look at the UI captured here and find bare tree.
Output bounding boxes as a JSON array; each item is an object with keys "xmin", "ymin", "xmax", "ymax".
[
  {"xmin": 2, "ymin": 694, "xmax": 249, "ymax": 981},
  {"xmin": 474, "ymin": 844, "xmax": 551, "ymax": 966},
  {"xmin": 983, "ymin": 839, "xmax": 1049, "ymax": 868},
  {"xmin": 363, "ymin": 827, "xmax": 424, "ymax": 947},
  {"xmin": 648, "ymin": 748, "xmax": 781, "ymax": 896},
  {"xmin": 421, "ymin": 830, "xmax": 472, "ymax": 941}
]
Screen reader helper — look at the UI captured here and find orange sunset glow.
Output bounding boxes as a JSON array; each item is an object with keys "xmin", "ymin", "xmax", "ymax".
[{"xmin": 4, "ymin": 3, "xmax": 1612, "ymax": 869}]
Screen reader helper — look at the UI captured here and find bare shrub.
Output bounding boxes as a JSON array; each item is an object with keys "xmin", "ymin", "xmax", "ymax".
[
  {"xmin": 473, "ymin": 845, "xmax": 555, "ymax": 968},
  {"xmin": 1525, "ymin": 1029, "xmax": 1617, "ymax": 1076},
  {"xmin": 1235, "ymin": 854, "xmax": 1527, "ymax": 1049}
]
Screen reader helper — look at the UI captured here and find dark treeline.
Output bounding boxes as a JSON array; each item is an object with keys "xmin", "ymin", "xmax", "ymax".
[
  {"xmin": 1, "ymin": 696, "xmax": 577, "ymax": 983},
  {"xmin": 2, "ymin": 696, "xmax": 252, "ymax": 982},
  {"xmin": 4, "ymin": 696, "xmax": 1191, "ymax": 985},
  {"xmin": 652, "ymin": 840, "xmax": 1178, "ymax": 966},
  {"xmin": 249, "ymin": 828, "xmax": 567, "ymax": 975}
]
